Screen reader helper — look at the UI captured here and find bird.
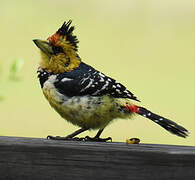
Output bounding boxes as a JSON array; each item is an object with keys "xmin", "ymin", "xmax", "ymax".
[{"xmin": 33, "ymin": 20, "xmax": 189, "ymax": 142}]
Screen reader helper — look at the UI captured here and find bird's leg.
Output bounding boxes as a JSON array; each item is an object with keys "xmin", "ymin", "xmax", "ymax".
[
  {"xmin": 47, "ymin": 128, "xmax": 88, "ymax": 141},
  {"xmin": 85, "ymin": 128, "xmax": 112, "ymax": 142}
]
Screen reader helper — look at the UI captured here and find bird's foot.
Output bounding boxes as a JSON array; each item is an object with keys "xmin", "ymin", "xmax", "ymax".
[
  {"xmin": 47, "ymin": 135, "xmax": 85, "ymax": 141},
  {"xmin": 84, "ymin": 136, "xmax": 112, "ymax": 142},
  {"xmin": 126, "ymin": 138, "xmax": 140, "ymax": 144},
  {"xmin": 47, "ymin": 135, "xmax": 112, "ymax": 142}
]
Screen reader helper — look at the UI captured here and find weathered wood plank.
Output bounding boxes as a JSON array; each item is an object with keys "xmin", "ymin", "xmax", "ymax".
[{"xmin": 0, "ymin": 136, "xmax": 194, "ymax": 180}]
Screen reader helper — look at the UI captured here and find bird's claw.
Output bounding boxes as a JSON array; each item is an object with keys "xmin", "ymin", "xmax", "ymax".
[
  {"xmin": 47, "ymin": 135, "xmax": 112, "ymax": 142},
  {"xmin": 47, "ymin": 135, "xmax": 85, "ymax": 141},
  {"xmin": 84, "ymin": 136, "xmax": 112, "ymax": 142}
]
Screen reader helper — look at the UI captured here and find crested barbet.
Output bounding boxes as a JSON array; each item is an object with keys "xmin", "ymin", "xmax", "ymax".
[{"xmin": 33, "ymin": 20, "xmax": 189, "ymax": 142}]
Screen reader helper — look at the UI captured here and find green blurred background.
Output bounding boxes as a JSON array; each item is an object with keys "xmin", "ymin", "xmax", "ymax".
[{"xmin": 0, "ymin": 0, "xmax": 194, "ymax": 145}]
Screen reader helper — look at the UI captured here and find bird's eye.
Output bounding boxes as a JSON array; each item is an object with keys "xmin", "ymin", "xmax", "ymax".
[{"xmin": 52, "ymin": 46, "xmax": 64, "ymax": 55}]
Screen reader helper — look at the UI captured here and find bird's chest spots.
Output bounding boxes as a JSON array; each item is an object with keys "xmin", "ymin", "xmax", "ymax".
[
  {"xmin": 62, "ymin": 96, "xmax": 100, "ymax": 112},
  {"xmin": 42, "ymin": 84, "xmax": 101, "ymax": 116}
]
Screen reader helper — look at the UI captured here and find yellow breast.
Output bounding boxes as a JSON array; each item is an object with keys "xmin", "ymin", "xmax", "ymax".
[{"xmin": 42, "ymin": 75, "xmax": 133, "ymax": 129}]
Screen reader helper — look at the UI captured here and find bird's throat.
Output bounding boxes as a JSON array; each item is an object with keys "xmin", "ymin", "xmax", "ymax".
[{"xmin": 39, "ymin": 51, "xmax": 81, "ymax": 74}]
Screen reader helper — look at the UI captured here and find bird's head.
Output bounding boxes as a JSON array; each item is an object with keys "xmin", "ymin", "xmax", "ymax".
[{"xmin": 33, "ymin": 20, "xmax": 81, "ymax": 74}]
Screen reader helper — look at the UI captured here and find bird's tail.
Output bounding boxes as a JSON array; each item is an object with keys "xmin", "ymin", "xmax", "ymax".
[{"xmin": 125, "ymin": 104, "xmax": 189, "ymax": 138}]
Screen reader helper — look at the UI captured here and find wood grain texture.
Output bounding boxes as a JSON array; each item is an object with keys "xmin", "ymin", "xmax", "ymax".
[{"xmin": 0, "ymin": 136, "xmax": 195, "ymax": 180}]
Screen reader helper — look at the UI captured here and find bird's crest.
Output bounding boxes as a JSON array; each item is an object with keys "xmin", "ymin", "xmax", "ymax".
[{"xmin": 48, "ymin": 20, "xmax": 79, "ymax": 51}]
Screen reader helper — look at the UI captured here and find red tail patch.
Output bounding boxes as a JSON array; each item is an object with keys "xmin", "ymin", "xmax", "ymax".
[{"xmin": 125, "ymin": 104, "xmax": 140, "ymax": 113}]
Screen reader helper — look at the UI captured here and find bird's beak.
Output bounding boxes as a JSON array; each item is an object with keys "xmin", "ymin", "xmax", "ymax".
[{"xmin": 33, "ymin": 39, "xmax": 53, "ymax": 57}]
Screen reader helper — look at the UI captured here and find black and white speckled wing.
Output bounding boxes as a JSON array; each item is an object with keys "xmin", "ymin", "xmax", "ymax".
[
  {"xmin": 53, "ymin": 63, "xmax": 140, "ymax": 101},
  {"xmin": 78, "ymin": 71, "xmax": 139, "ymax": 101}
]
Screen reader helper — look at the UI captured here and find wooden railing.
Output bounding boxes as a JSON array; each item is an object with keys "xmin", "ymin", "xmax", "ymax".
[{"xmin": 0, "ymin": 136, "xmax": 194, "ymax": 179}]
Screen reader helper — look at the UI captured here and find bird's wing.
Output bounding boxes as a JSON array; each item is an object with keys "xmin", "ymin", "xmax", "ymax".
[{"xmin": 54, "ymin": 68, "xmax": 140, "ymax": 102}]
